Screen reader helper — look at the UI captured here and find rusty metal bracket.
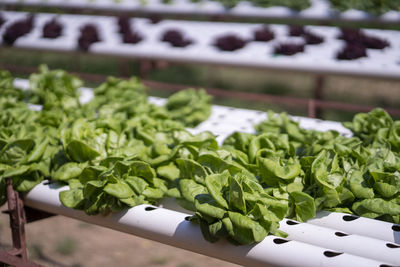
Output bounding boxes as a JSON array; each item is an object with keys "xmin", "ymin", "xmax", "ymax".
[{"xmin": 0, "ymin": 178, "xmax": 43, "ymax": 267}]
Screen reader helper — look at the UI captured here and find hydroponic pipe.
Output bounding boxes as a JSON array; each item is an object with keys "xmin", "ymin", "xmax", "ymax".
[
  {"xmin": 161, "ymin": 195, "xmax": 400, "ymax": 265},
  {"xmin": 308, "ymin": 211, "xmax": 400, "ymax": 244},
  {"xmin": 279, "ymin": 218, "xmax": 400, "ymax": 265},
  {"xmin": 24, "ymin": 182, "xmax": 389, "ymax": 267}
]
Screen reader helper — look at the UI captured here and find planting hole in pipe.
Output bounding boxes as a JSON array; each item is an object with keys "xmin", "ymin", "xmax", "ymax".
[
  {"xmin": 145, "ymin": 206, "xmax": 157, "ymax": 211},
  {"xmin": 342, "ymin": 215, "xmax": 359, "ymax": 222},
  {"xmin": 380, "ymin": 265, "xmax": 396, "ymax": 267},
  {"xmin": 273, "ymin": 238, "xmax": 290, "ymax": 244},
  {"xmin": 335, "ymin": 232, "xmax": 349, "ymax": 237},
  {"xmin": 392, "ymin": 225, "xmax": 400, "ymax": 232},
  {"xmin": 323, "ymin": 251, "xmax": 343, "ymax": 257},
  {"xmin": 286, "ymin": 220, "xmax": 299, "ymax": 225},
  {"xmin": 184, "ymin": 216, "xmax": 191, "ymax": 221},
  {"xmin": 386, "ymin": 243, "xmax": 400, "ymax": 248}
]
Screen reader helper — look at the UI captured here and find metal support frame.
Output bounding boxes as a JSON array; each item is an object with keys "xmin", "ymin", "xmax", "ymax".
[
  {"xmin": 313, "ymin": 75, "xmax": 325, "ymax": 118},
  {"xmin": 139, "ymin": 60, "xmax": 154, "ymax": 78},
  {"xmin": 138, "ymin": 60, "xmax": 169, "ymax": 78},
  {"xmin": 0, "ymin": 178, "xmax": 45, "ymax": 267},
  {"xmin": 118, "ymin": 58, "xmax": 131, "ymax": 77}
]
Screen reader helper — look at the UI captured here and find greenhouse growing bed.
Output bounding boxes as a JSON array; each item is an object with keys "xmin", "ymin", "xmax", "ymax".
[{"xmin": 10, "ymin": 78, "xmax": 400, "ymax": 267}]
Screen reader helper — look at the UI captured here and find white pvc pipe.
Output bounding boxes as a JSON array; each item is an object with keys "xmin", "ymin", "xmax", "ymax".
[
  {"xmin": 309, "ymin": 211, "xmax": 400, "ymax": 244},
  {"xmin": 280, "ymin": 218, "xmax": 400, "ymax": 265},
  {"xmin": 24, "ymin": 183, "xmax": 389, "ymax": 267},
  {"xmin": 162, "ymin": 198, "xmax": 400, "ymax": 265}
]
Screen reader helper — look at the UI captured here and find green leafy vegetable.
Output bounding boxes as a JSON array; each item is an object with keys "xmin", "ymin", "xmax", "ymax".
[
  {"xmin": 329, "ymin": 0, "xmax": 400, "ymax": 15},
  {"xmin": 165, "ymin": 89, "xmax": 212, "ymax": 127},
  {"xmin": 2, "ymin": 66, "xmax": 400, "ymax": 246}
]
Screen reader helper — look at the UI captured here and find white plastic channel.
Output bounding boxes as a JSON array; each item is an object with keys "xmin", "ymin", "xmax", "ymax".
[
  {"xmin": 1, "ymin": 0, "xmax": 399, "ymax": 24},
  {"xmin": 161, "ymin": 198, "xmax": 400, "ymax": 265},
  {"xmin": 24, "ymin": 183, "xmax": 390, "ymax": 267},
  {"xmin": 279, "ymin": 218, "xmax": 400, "ymax": 265},
  {"xmin": 308, "ymin": 211, "xmax": 400, "ymax": 244},
  {"xmin": 2, "ymin": 11, "xmax": 400, "ymax": 80}
]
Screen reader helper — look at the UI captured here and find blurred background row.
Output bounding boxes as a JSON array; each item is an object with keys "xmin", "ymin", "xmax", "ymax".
[{"xmin": 0, "ymin": 0, "xmax": 399, "ymax": 122}]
